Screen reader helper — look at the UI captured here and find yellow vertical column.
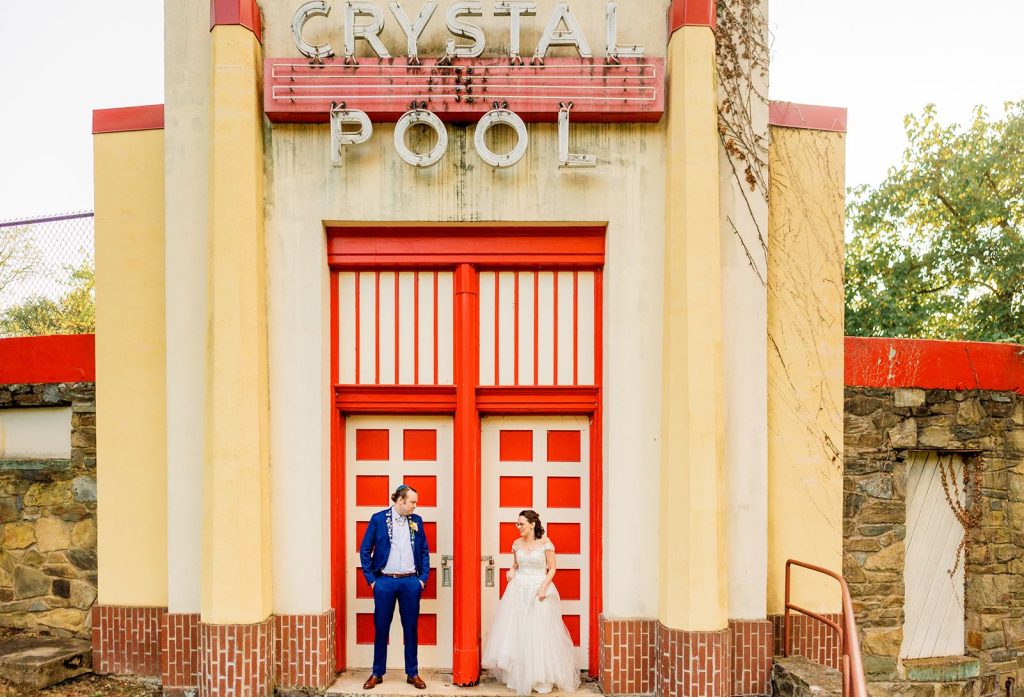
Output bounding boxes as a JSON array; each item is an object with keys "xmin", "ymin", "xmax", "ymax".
[
  {"xmin": 660, "ymin": 23, "xmax": 728, "ymax": 634},
  {"xmin": 201, "ymin": 21, "xmax": 271, "ymax": 628}
]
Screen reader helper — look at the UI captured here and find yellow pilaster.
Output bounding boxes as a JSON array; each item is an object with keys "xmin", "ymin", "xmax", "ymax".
[
  {"xmin": 765, "ymin": 124, "xmax": 845, "ymax": 614},
  {"xmin": 94, "ymin": 127, "xmax": 168, "ymax": 606},
  {"xmin": 659, "ymin": 25, "xmax": 728, "ymax": 631},
  {"xmin": 200, "ymin": 23, "xmax": 271, "ymax": 624}
]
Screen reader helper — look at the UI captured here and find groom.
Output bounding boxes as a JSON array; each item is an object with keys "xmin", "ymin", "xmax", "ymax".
[{"xmin": 359, "ymin": 484, "xmax": 431, "ymax": 690}]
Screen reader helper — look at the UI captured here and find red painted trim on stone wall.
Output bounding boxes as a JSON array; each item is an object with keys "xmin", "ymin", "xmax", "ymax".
[
  {"xmin": 768, "ymin": 101, "xmax": 848, "ymax": 133},
  {"xmin": 845, "ymin": 337, "xmax": 1024, "ymax": 394},
  {"xmin": 0, "ymin": 334, "xmax": 95, "ymax": 384},
  {"xmin": 92, "ymin": 105, "xmax": 165, "ymax": 134},
  {"xmin": 210, "ymin": 0, "xmax": 263, "ymax": 42},
  {"xmin": 670, "ymin": 0, "xmax": 716, "ymax": 32}
]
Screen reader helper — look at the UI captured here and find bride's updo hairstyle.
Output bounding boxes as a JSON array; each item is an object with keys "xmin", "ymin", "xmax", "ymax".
[
  {"xmin": 392, "ymin": 484, "xmax": 418, "ymax": 502},
  {"xmin": 518, "ymin": 509, "xmax": 545, "ymax": 538}
]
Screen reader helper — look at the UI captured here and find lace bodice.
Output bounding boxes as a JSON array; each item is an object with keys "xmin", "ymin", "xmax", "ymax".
[{"xmin": 512, "ymin": 540, "xmax": 554, "ymax": 577}]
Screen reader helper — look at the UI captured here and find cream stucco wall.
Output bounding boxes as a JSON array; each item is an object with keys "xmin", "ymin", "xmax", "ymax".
[
  {"xmin": 94, "ymin": 127, "xmax": 168, "ymax": 606},
  {"xmin": 164, "ymin": 0, "xmax": 209, "ymax": 615},
  {"xmin": 720, "ymin": 0, "xmax": 770, "ymax": 621},
  {"xmin": 766, "ymin": 124, "xmax": 845, "ymax": 614}
]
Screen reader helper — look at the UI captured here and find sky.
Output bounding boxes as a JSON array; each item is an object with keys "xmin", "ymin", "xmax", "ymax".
[{"xmin": 0, "ymin": 0, "xmax": 1023, "ymax": 221}]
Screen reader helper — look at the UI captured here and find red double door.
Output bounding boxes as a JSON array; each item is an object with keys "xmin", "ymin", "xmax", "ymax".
[
  {"xmin": 342, "ymin": 416, "xmax": 592, "ymax": 674},
  {"xmin": 329, "ymin": 229, "xmax": 604, "ymax": 683}
]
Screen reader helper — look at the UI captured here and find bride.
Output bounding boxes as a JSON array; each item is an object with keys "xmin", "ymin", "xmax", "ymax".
[{"xmin": 482, "ymin": 510, "xmax": 581, "ymax": 695}]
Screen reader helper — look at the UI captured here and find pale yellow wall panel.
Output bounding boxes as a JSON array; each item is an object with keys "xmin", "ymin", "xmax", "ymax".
[
  {"xmin": 93, "ymin": 128, "xmax": 168, "ymax": 606},
  {"xmin": 766, "ymin": 125, "xmax": 845, "ymax": 614}
]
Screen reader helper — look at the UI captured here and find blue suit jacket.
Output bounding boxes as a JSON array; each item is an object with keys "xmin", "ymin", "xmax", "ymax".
[{"xmin": 359, "ymin": 509, "xmax": 431, "ymax": 587}]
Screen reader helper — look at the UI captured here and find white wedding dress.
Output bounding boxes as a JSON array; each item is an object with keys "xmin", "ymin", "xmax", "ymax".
[{"xmin": 482, "ymin": 539, "xmax": 581, "ymax": 695}]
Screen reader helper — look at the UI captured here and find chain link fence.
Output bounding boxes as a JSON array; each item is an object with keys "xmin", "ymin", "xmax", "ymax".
[{"xmin": 0, "ymin": 212, "xmax": 95, "ymax": 338}]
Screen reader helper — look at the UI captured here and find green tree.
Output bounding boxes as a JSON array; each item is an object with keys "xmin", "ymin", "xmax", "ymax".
[
  {"xmin": 0, "ymin": 224, "xmax": 40, "ymax": 297},
  {"xmin": 0, "ymin": 260, "xmax": 95, "ymax": 337},
  {"xmin": 845, "ymin": 101, "xmax": 1024, "ymax": 343}
]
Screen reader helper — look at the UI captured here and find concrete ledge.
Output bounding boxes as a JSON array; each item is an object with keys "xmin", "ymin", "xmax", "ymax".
[
  {"xmin": 0, "ymin": 458, "xmax": 72, "ymax": 472},
  {"xmin": 0, "ymin": 636, "xmax": 91, "ymax": 689},
  {"xmin": 903, "ymin": 656, "xmax": 980, "ymax": 683}
]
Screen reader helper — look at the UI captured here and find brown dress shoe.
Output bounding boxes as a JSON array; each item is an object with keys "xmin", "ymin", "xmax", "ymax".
[
  {"xmin": 407, "ymin": 675, "xmax": 427, "ymax": 689},
  {"xmin": 363, "ymin": 674, "xmax": 383, "ymax": 690}
]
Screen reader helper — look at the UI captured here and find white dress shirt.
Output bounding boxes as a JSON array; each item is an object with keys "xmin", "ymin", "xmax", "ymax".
[{"xmin": 382, "ymin": 508, "xmax": 417, "ymax": 575}]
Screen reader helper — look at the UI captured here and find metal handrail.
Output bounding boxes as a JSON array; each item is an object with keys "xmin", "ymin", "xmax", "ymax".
[{"xmin": 784, "ymin": 559, "xmax": 868, "ymax": 697}]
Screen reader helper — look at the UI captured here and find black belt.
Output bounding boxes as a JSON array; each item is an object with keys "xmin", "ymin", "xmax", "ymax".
[{"xmin": 381, "ymin": 572, "xmax": 416, "ymax": 579}]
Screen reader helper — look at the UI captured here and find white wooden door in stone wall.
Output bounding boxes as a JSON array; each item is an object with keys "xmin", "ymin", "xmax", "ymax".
[
  {"xmin": 345, "ymin": 416, "xmax": 454, "ymax": 670},
  {"xmin": 480, "ymin": 416, "xmax": 590, "ymax": 669},
  {"xmin": 901, "ymin": 451, "xmax": 966, "ymax": 659}
]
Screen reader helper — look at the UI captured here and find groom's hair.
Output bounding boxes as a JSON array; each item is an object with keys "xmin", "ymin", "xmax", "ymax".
[{"xmin": 392, "ymin": 483, "xmax": 418, "ymax": 502}]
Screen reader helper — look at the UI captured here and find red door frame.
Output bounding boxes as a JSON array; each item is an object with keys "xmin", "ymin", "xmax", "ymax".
[{"xmin": 328, "ymin": 226, "xmax": 605, "ymax": 683}]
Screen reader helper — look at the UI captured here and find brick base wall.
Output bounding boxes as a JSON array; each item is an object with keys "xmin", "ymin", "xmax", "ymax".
[
  {"xmin": 600, "ymin": 617, "xmax": 779, "ymax": 697},
  {"xmin": 657, "ymin": 625, "xmax": 730, "ymax": 697},
  {"xmin": 96, "ymin": 607, "xmax": 336, "ymax": 693},
  {"xmin": 199, "ymin": 618, "xmax": 273, "ymax": 697},
  {"xmin": 729, "ymin": 620, "xmax": 772, "ymax": 696},
  {"xmin": 599, "ymin": 617, "xmax": 657, "ymax": 695},
  {"xmin": 161, "ymin": 612, "xmax": 201, "ymax": 692},
  {"xmin": 769, "ymin": 613, "xmax": 842, "ymax": 670},
  {"xmin": 92, "ymin": 605, "xmax": 165, "ymax": 676},
  {"xmin": 274, "ymin": 611, "xmax": 336, "ymax": 689}
]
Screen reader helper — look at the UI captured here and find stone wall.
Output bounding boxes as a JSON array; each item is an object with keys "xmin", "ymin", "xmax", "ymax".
[
  {"xmin": 0, "ymin": 382, "xmax": 97, "ymax": 638},
  {"xmin": 844, "ymin": 386, "xmax": 1024, "ymax": 697}
]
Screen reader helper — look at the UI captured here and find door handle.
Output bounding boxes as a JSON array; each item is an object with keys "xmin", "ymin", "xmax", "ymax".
[
  {"xmin": 441, "ymin": 554, "xmax": 453, "ymax": 587},
  {"xmin": 482, "ymin": 555, "xmax": 495, "ymax": 587}
]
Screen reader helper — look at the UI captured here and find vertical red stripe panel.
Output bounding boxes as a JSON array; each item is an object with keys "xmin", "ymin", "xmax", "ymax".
[
  {"xmin": 355, "ymin": 272, "xmax": 361, "ymax": 384},
  {"xmin": 513, "ymin": 272, "xmax": 520, "ymax": 386},
  {"xmin": 573, "ymin": 271, "xmax": 579, "ymax": 386},
  {"xmin": 433, "ymin": 272, "xmax": 439, "ymax": 385},
  {"xmin": 494, "ymin": 274, "xmax": 500, "ymax": 385},
  {"xmin": 533, "ymin": 272, "xmax": 539, "ymax": 385},
  {"xmin": 414, "ymin": 273, "xmax": 420, "ymax": 385},
  {"xmin": 374, "ymin": 272, "xmax": 381, "ymax": 385},
  {"xmin": 395, "ymin": 272, "xmax": 400, "ymax": 383},
  {"xmin": 331, "ymin": 273, "xmax": 339, "ymax": 387},
  {"xmin": 452, "ymin": 264, "xmax": 481, "ymax": 684},
  {"xmin": 553, "ymin": 272, "xmax": 559, "ymax": 384}
]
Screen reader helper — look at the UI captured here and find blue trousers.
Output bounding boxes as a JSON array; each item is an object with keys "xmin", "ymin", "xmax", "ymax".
[{"xmin": 372, "ymin": 575, "xmax": 422, "ymax": 677}]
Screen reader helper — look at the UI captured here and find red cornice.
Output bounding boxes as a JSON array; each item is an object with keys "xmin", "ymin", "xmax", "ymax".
[
  {"xmin": 0, "ymin": 335, "xmax": 95, "ymax": 384},
  {"xmin": 670, "ymin": 0, "xmax": 716, "ymax": 33},
  {"xmin": 210, "ymin": 0, "xmax": 263, "ymax": 43},
  {"xmin": 845, "ymin": 337, "xmax": 1024, "ymax": 395},
  {"xmin": 769, "ymin": 101, "xmax": 848, "ymax": 133},
  {"xmin": 327, "ymin": 226, "xmax": 606, "ymax": 269},
  {"xmin": 92, "ymin": 105, "xmax": 164, "ymax": 134}
]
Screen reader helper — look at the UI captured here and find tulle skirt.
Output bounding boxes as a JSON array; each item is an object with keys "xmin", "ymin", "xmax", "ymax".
[{"xmin": 481, "ymin": 574, "xmax": 581, "ymax": 695}]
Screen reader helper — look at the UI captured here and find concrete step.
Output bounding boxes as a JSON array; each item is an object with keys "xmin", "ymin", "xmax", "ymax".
[
  {"xmin": 0, "ymin": 635, "xmax": 92, "ymax": 690},
  {"xmin": 327, "ymin": 670, "xmax": 601, "ymax": 697}
]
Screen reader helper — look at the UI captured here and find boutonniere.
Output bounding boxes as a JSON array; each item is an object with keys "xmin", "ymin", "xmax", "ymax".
[{"xmin": 409, "ymin": 520, "xmax": 419, "ymax": 534}]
